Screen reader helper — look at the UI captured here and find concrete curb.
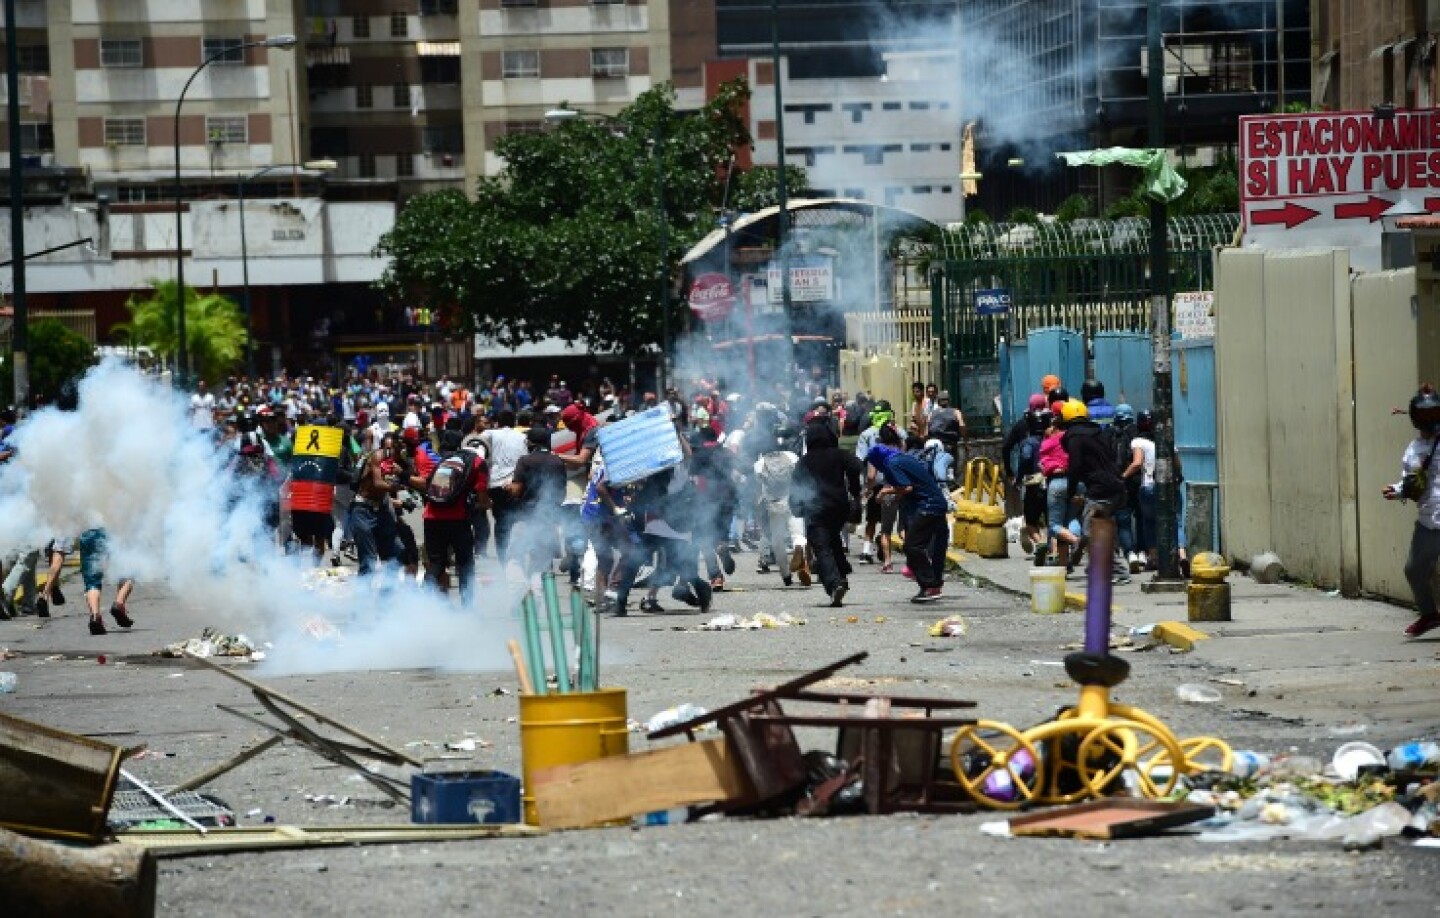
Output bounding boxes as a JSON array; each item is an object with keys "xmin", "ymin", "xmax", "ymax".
[{"xmin": 948, "ymin": 549, "xmax": 1122, "ymax": 614}]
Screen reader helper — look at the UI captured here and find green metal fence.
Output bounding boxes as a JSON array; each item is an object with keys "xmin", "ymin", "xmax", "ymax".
[{"xmin": 931, "ymin": 214, "xmax": 1239, "ymax": 432}]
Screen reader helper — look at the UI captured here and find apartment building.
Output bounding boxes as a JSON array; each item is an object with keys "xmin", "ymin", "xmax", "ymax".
[{"xmin": 1312, "ymin": 0, "xmax": 1436, "ymax": 111}]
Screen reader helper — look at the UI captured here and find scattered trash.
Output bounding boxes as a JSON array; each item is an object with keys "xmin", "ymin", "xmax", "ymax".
[
  {"xmin": 1249, "ymin": 551, "xmax": 1285, "ymax": 584},
  {"xmin": 159, "ymin": 628, "xmax": 259, "ymax": 660},
  {"xmin": 1386, "ymin": 741, "xmax": 1440, "ymax": 771},
  {"xmin": 927, "ymin": 615, "xmax": 968, "ymax": 638},
  {"xmin": 0, "ymin": 672, "xmax": 16, "ymax": 694},
  {"xmin": 0, "ymin": 647, "xmax": 17, "ymax": 661},
  {"xmin": 979, "ymin": 819, "xmax": 1012, "ymax": 838},
  {"xmin": 1327, "ymin": 722, "xmax": 1368, "ymax": 737},
  {"xmin": 1175, "ymin": 683, "xmax": 1223, "ymax": 705},
  {"xmin": 444, "ymin": 738, "xmax": 491, "ymax": 753},
  {"xmin": 1210, "ymin": 677, "xmax": 1246, "ymax": 687},
  {"xmin": 697, "ymin": 612, "xmax": 805, "ymax": 631},
  {"xmin": 490, "ymin": 687, "xmax": 512, "ymax": 697},
  {"xmin": 1332, "ymin": 742, "xmax": 1386, "ymax": 781},
  {"xmin": 645, "ymin": 704, "xmax": 709, "ymax": 734},
  {"xmin": 96, "ymin": 655, "xmax": 106, "ymax": 665},
  {"xmin": 1007, "ymin": 799, "xmax": 1215, "ymax": 840},
  {"xmin": 1230, "ymin": 750, "xmax": 1272, "ymax": 778},
  {"xmin": 305, "ymin": 794, "xmax": 352, "ymax": 807},
  {"xmin": 246, "ymin": 808, "xmax": 264, "ymax": 818}
]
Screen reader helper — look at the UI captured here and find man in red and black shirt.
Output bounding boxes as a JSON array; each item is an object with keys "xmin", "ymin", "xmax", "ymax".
[{"xmin": 411, "ymin": 430, "xmax": 489, "ymax": 603}]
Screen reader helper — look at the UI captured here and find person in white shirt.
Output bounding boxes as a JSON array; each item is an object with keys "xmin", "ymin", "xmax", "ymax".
[
  {"xmin": 1124, "ymin": 411, "xmax": 1158, "ymax": 569},
  {"xmin": 1384, "ymin": 385, "xmax": 1440, "ymax": 638},
  {"xmin": 189, "ymin": 381, "xmax": 216, "ymax": 429},
  {"xmin": 478, "ymin": 409, "xmax": 528, "ymax": 559}
]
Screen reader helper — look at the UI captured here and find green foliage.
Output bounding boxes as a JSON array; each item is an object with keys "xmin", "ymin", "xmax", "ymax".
[
  {"xmin": 1103, "ymin": 154, "xmax": 1240, "ymax": 219},
  {"xmin": 1, "ymin": 319, "xmax": 95, "ymax": 407},
  {"xmin": 1005, "ymin": 206, "xmax": 1041, "ymax": 226},
  {"xmin": 964, "ymin": 208, "xmax": 992, "ymax": 225},
  {"xmin": 728, "ymin": 164, "xmax": 811, "ymax": 215},
  {"xmin": 1055, "ymin": 194, "xmax": 1095, "ymax": 223},
  {"xmin": 375, "ymin": 79, "xmax": 809, "ymax": 354},
  {"xmin": 116, "ymin": 279, "xmax": 246, "ymax": 382}
]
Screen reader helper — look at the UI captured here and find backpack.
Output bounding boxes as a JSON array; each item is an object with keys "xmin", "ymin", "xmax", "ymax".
[{"xmin": 426, "ymin": 448, "xmax": 483, "ymax": 506}]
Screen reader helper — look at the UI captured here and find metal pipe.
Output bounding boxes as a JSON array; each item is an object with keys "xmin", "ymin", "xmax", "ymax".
[
  {"xmin": 0, "ymin": 237, "xmax": 93, "ymax": 269},
  {"xmin": 1148, "ymin": 0, "xmax": 1180, "ymax": 582}
]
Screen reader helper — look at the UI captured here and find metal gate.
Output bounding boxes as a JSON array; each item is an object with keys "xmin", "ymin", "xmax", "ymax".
[{"xmin": 933, "ymin": 214, "xmax": 1238, "ymax": 434}]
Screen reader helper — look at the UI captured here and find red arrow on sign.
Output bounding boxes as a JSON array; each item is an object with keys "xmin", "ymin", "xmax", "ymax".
[
  {"xmin": 1250, "ymin": 202, "xmax": 1320, "ymax": 229},
  {"xmin": 1333, "ymin": 195, "xmax": 1394, "ymax": 222}
]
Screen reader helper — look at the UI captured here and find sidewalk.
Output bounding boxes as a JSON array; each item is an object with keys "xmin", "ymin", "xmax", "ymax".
[{"xmin": 950, "ymin": 546, "xmax": 1440, "ymax": 745}]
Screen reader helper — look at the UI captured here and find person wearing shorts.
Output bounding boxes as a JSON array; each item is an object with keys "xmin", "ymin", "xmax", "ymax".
[{"xmin": 77, "ymin": 528, "xmax": 134, "ymax": 636}]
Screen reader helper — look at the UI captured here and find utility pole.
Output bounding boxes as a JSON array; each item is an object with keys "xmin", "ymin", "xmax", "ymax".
[
  {"xmin": 5, "ymin": 0, "xmax": 29, "ymax": 412},
  {"xmin": 1146, "ymin": 0, "xmax": 1182, "ymax": 585},
  {"xmin": 770, "ymin": 0, "xmax": 792, "ymax": 318}
]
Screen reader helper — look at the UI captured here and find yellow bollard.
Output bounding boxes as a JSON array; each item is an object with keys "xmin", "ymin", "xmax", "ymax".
[{"xmin": 1187, "ymin": 552, "xmax": 1232, "ymax": 622}]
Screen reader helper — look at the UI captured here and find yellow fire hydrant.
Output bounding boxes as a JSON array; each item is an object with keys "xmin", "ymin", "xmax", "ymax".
[{"xmin": 1187, "ymin": 552, "xmax": 1231, "ymax": 622}]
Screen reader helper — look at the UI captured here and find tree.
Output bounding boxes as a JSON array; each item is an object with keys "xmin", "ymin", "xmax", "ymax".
[
  {"xmin": 116, "ymin": 279, "xmax": 246, "ymax": 382},
  {"xmin": 375, "ymin": 79, "xmax": 810, "ymax": 354},
  {"xmin": 1, "ymin": 319, "xmax": 95, "ymax": 408}
]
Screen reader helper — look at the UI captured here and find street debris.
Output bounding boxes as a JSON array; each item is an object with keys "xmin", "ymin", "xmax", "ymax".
[
  {"xmin": 1175, "ymin": 683, "xmax": 1223, "ymax": 704},
  {"xmin": 0, "ymin": 672, "xmax": 16, "ymax": 693},
  {"xmin": 928, "ymin": 615, "xmax": 968, "ymax": 637},
  {"xmin": 698, "ymin": 612, "xmax": 806, "ymax": 631},
  {"xmin": 158, "ymin": 628, "xmax": 262, "ymax": 661},
  {"xmin": 301, "ymin": 566, "xmax": 354, "ymax": 597},
  {"xmin": 646, "ymin": 704, "xmax": 710, "ymax": 734}
]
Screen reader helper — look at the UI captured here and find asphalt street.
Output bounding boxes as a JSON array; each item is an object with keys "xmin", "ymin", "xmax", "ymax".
[{"xmin": 1, "ymin": 546, "xmax": 1434, "ymax": 916}]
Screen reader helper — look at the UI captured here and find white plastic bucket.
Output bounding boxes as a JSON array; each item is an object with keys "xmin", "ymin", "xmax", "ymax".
[{"xmin": 1029, "ymin": 567, "xmax": 1066, "ymax": 614}]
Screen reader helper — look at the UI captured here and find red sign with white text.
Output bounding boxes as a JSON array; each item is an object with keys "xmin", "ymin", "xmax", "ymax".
[
  {"xmin": 1239, "ymin": 110, "xmax": 1440, "ymax": 267},
  {"xmin": 688, "ymin": 272, "xmax": 736, "ymax": 322}
]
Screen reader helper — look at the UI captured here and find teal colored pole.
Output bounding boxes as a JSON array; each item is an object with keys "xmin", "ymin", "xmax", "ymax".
[
  {"xmin": 520, "ymin": 594, "xmax": 548, "ymax": 696},
  {"xmin": 569, "ymin": 588, "xmax": 590, "ymax": 692},
  {"xmin": 542, "ymin": 574, "xmax": 571, "ymax": 694}
]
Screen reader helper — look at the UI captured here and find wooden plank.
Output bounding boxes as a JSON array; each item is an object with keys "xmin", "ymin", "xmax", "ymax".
[
  {"xmin": 532, "ymin": 739, "xmax": 753, "ymax": 830},
  {"xmin": 117, "ymin": 823, "xmax": 542, "ymax": 858},
  {"xmin": 0, "ymin": 712, "xmax": 125, "ymax": 842}
]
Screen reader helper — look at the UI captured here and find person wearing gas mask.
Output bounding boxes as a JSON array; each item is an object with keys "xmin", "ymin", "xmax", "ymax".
[{"xmin": 1383, "ymin": 385, "xmax": 1440, "ymax": 638}]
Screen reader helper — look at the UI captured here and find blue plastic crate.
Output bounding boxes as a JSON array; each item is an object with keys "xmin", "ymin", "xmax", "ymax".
[{"xmin": 411, "ymin": 770, "xmax": 522, "ymax": 825}]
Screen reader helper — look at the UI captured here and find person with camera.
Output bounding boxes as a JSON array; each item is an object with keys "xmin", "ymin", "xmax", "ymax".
[
  {"xmin": 1383, "ymin": 385, "xmax": 1440, "ymax": 638},
  {"xmin": 411, "ymin": 428, "xmax": 488, "ymax": 603}
]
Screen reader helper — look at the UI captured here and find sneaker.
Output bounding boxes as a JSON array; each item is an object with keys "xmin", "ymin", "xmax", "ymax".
[
  {"xmin": 1112, "ymin": 574, "xmax": 1133, "ymax": 586},
  {"xmin": 718, "ymin": 545, "xmax": 736, "ymax": 576},
  {"xmin": 901, "ymin": 566, "xmax": 915, "ymax": 580},
  {"xmin": 1128, "ymin": 552, "xmax": 1143, "ymax": 574},
  {"xmin": 0, "ymin": 598, "xmax": 11, "ymax": 621},
  {"xmin": 857, "ymin": 552, "xmax": 875, "ymax": 565},
  {"xmin": 710, "ymin": 575, "xmax": 725, "ymax": 592},
  {"xmin": 792, "ymin": 548, "xmax": 812, "ymax": 587},
  {"xmin": 910, "ymin": 587, "xmax": 943, "ymax": 604},
  {"xmin": 671, "ymin": 582, "xmax": 700, "ymax": 607},
  {"xmin": 1404, "ymin": 614, "xmax": 1440, "ymax": 638},
  {"xmin": 638, "ymin": 598, "xmax": 665, "ymax": 613},
  {"xmin": 1032, "ymin": 545, "xmax": 1048, "ymax": 568},
  {"xmin": 88, "ymin": 617, "xmax": 107, "ymax": 636},
  {"xmin": 110, "ymin": 602, "xmax": 134, "ymax": 629},
  {"xmin": 830, "ymin": 581, "xmax": 849, "ymax": 608},
  {"xmin": 879, "ymin": 562, "xmax": 894, "ymax": 574},
  {"xmin": 35, "ymin": 597, "xmax": 49, "ymax": 619},
  {"xmin": 781, "ymin": 573, "xmax": 793, "ymax": 587},
  {"xmin": 50, "ymin": 584, "xmax": 65, "ymax": 607},
  {"xmin": 756, "ymin": 560, "xmax": 773, "ymax": 574}
]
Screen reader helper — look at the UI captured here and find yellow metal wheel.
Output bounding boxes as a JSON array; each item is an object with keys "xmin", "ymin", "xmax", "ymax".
[
  {"xmin": 1075, "ymin": 719, "xmax": 1187, "ymax": 799},
  {"xmin": 949, "ymin": 720, "xmax": 1043, "ymax": 811}
]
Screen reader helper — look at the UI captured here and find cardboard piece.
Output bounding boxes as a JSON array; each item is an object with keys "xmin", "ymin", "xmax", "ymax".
[
  {"xmin": 1008, "ymin": 799, "xmax": 1215, "ymax": 840},
  {"xmin": 0, "ymin": 712, "xmax": 126, "ymax": 842},
  {"xmin": 532, "ymin": 738, "xmax": 753, "ymax": 829}
]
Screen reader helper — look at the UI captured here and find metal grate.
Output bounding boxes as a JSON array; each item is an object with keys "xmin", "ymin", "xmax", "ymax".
[{"xmin": 108, "ymin": 789, "xmax": 235, "ymax": 829}]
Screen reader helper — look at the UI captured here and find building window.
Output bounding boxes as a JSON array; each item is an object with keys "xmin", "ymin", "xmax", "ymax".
[
  {"xmin": 202, "ymin": 37, "xmax": 245, "ymax": 66},
  {"xmin": 500, "ymin": 0, "xmax": 538, "ymax": 7},
  {"xmin": 352, "ymin": 16, "xmax": 370, "ymax": 38},
  {"xmin": 882, "ymin": 101, "xmax": 901, "ymax": 111},
  {"xmin": 19, "ymin": 122, "xmax": 54, "ymax": 151},
  {"xmin": 839, "ymin": 102, "xmax": 872, "ymax": 123},
  {"xmin": 103, "ymin": 117, "xmax": 146, "ymax": 146},
  {"xmin": 420, "ymin": 56, "xmax": 460, "ymax": 84},
  {"xmin": 395, "ymin": 152, "xmax": 414, "ymax": 177},
  {"xmin": 206, "ymin": 115, "xmax": 248, "ymax": 144},
  {"xmin": 591, "ymin": 47, "xmax": 629, "ymax": 78},
  {"xmin": 390, "ymin": 12, "xmax": 408, "ymax": 38},
  {"xmin": 356, "ymin": 83, "xmax": 373, "ymax": 108},
  {"xmin": 505, "ymin": 120, "xmax": 544, "ymax": 135},
  {"xmin": 311, "ymin": 127, "xmax": 349, "ymax": 157},
  {"xmin": 99, "ymin": 39, "xmax": 143, "ymax": 68},
  {"xmin": 908, "ymin": 101, "xmax": 931, "ymax": 111},
  {"xmin": 419, "ymin": 0, "xmax": 458, "ymax": 13},
  {"xmin": 357, "ymin": 153, "xmax": 377, "ymax": 178},
  {"xmin": 911, "ymin": 143, "xmax": 931, "ymax": 152},
  {"xmin": 392, "ymin": 83, "xmax": 409, "ymax": 108},
  {"xmin": 939, "ymin": 143, "xmax": 951, "ymax": 151},
  {"xmin": 502, "ymin": 49, "xmax": 539, "ymax": 78},
  {"xmin": 941, "ymin": 185, "xmax": 952, "ymax": 194},
  {"xmin": 912, "ymin": 185, "xmax": 932, "ymax": 194},
  {"xmin": 16, "ymin": 44, "xmax": 50, "ymax": 74},
  {"xmin": 422, "ymin": 125, "xmax": 462, "ymax": 153}
]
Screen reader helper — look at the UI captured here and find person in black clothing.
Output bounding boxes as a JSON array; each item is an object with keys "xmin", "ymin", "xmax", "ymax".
[
  {"xmin": 508, "ymin": 426, "xmax": 568, "ymax": 576},
  {"xmin": 790, "ymin": 420, "xmax": 863, "ymax": 606},
  {"xmin": 1060, "ymin": 400, "xmax": 1131, "ymax": 584},
  {"xmin": 689, "ymin": 427, "xmax": 738, "ymax": 590}
]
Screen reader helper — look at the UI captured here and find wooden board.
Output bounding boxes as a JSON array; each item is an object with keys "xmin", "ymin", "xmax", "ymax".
[
  {"xmin": 117, "ymin": 823, "xmax": 541, "ymax": 857},
  {"xmin": 1008, "ymin": 799, "xmax": 1215, "ymax": 840},
  {"xmin": 532, "ymin": 739, "xmax": 754, "ymax": 829},
  {"xmin": 0, "ymin": 712, "xmax": 125, "ymax": 842}
]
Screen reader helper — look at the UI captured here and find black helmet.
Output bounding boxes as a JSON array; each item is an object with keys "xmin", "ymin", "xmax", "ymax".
[
  {"xmin": 1080, "ymin": 379, "xmax": 1104, "ymax": 403},
  {"xmin": 1049, "ymin": 387, "xmax": 1070, "ymax": 405},
  {"xmin": 1410, "ymin": 386, "xmax": 1440, "ymax": 432},
  {"xmin": 1025, "ymin": 409, "xmax": 1051, "ymax": 435},
  {"xmin": 1136, "ymin": 410, "xmax": 1155, "ymax": 433}
]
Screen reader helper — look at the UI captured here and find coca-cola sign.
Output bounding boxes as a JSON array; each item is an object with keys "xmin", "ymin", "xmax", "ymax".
[{"xmin": 687, "ymin": 272, "xmax": 736, "ymax": 322}]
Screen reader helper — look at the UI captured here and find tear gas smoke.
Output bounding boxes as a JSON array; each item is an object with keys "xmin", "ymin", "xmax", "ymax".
[{"xmin": 0, "ymin": 361, "xmax": 520, "ymax": 675}]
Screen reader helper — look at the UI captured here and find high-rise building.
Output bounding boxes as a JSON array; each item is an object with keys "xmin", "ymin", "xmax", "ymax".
[{"xmin": 1311, "ymin": 0, "xmax": 1436, "ymax": 112}]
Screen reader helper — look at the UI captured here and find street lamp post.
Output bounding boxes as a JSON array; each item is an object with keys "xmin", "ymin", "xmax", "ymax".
[
  {"xmin": 238, "ymin": 159, "xmax": 336, "ymax": 378},
  {"xmin": 174, "ymin": 34, "xmax": 297, "ymax": 387},
  {"xmin": 544, "ymin": 106, "xmax": 674, "ymax": 394}
]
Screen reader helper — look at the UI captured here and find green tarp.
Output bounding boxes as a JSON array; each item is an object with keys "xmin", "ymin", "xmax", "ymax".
[{"xmin": 1056, "ymin": 147, "xmax": 1188, "ymax": 203}]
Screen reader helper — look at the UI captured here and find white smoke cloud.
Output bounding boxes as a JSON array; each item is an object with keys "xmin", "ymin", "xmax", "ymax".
[{"xmin": 0, "ymin": 361, "xmax": 521, "ymax": 675}]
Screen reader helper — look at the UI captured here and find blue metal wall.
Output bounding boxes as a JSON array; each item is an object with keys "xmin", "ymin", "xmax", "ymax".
[
  {"xmin": 999, "ymin": 327, "xmax": 1085, "ymax": 429},
  {"xmin": 1092, "ymin": 332, "xmax": 1153, "ymax": 413}
]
